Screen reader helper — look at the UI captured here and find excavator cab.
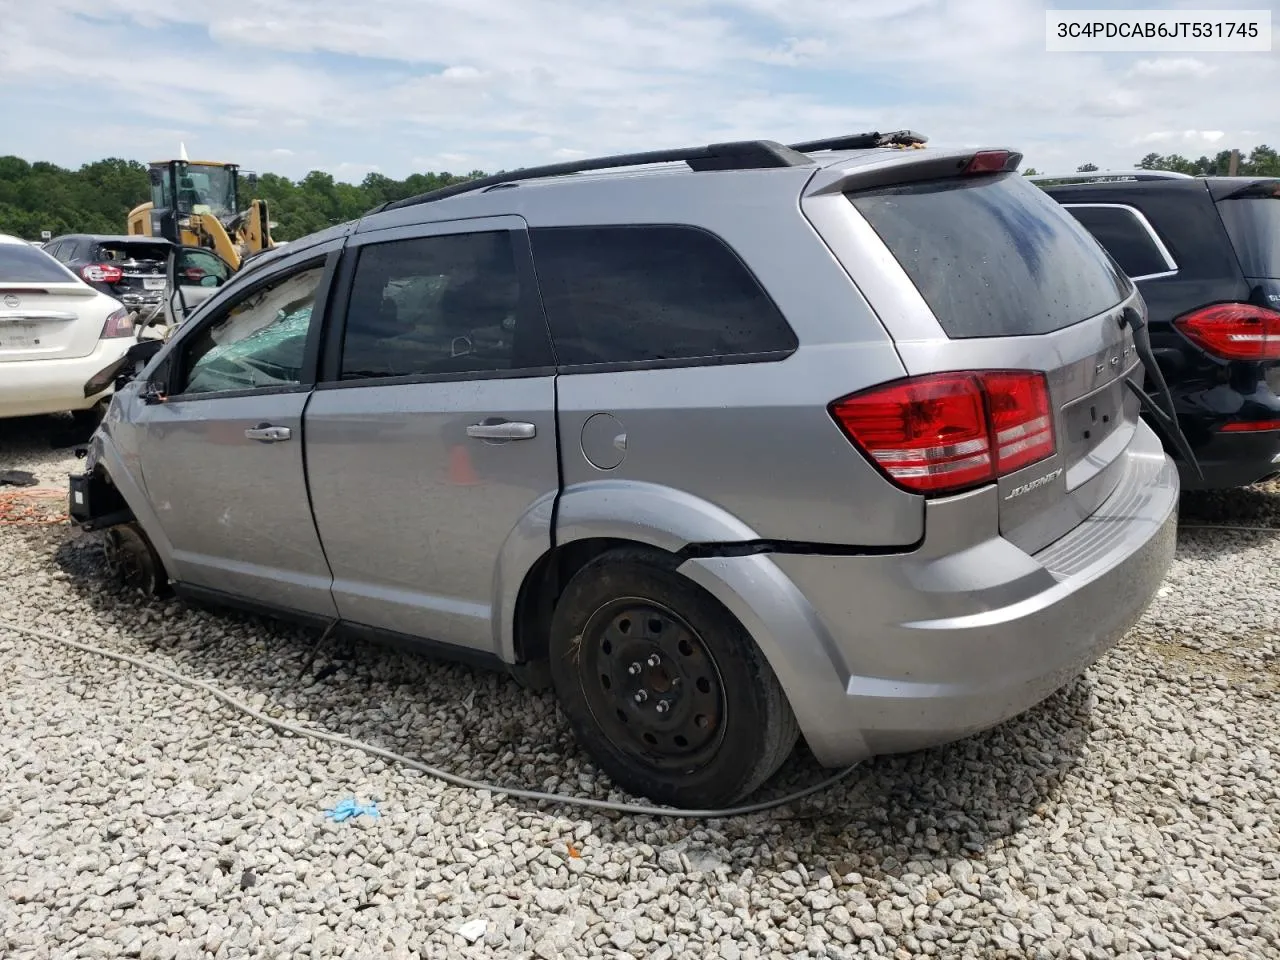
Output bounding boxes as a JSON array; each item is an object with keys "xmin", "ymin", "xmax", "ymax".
[
  {"xmin": 127, "ymin": 149, "xmax": 271, "ymax": 272},
  {"xmin": 144, "ymin": 160, "xmax": 240, "ymax": 242}
]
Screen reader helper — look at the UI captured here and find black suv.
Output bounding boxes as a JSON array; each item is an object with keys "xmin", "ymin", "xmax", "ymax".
[
  {"xmin": 1037, "ymin": 172, "xmax": 1280, "ymax": 489},
  {"xmin": 42, "ymin": 234, "xmax": 177, "ymax": 310}
]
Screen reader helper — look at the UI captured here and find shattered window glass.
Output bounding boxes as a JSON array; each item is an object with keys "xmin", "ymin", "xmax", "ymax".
[{"xmin": 181, "ymin": 265, "xmax": 323, "ymax": 395}]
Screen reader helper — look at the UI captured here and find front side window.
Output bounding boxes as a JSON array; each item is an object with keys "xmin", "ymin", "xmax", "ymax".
[
  {"xmin": 180, "ymin": 264, "xmax": 323, "ymax": 395},
  {"xmin": 176, "ymin": 164, "xmax": 236, "ymax": 218},
  {"xmin": 339, "ymin": 231, "xmax": 545, "ymax": 380},
  {"xmin": 177, "ymin": 248, "xmax": 233, "ymax": 288}
]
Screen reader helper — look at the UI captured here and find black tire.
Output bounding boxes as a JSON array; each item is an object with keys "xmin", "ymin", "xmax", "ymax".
[
  {"xmin": 549, "ymin": 547, "xmax": 798, "ymax": 808},
  {"xmin": 103, "ymin": 523, "xmax": 170, "ymax": 598},
  {"xmin": 71, "ymin": 400, "xmax": 108, "ymax": 431}
]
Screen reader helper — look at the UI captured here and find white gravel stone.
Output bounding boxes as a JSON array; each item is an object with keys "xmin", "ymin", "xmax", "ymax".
[{"xmin": 1, "ymin": 429, "xmax": 1278, "ymax": 959}]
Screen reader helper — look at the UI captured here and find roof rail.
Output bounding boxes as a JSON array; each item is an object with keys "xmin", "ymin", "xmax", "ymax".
[
  {"xmin": 788, "ymin": 130, "xmax": 928, "ymax": 152},
  {"xmin": 372, "ymin": 140, "xmax": 814, "ymax": 213},
  {"xmin": 1027, "ymin": 169, "xmax": 1195, "ymax": 183}
]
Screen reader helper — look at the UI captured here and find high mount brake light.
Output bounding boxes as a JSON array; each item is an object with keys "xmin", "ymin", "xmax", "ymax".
[
  {"xmin": 830, "ymin": 371, "xmax": 1056, "ymax": 495},
  {"xmin": 963, "ymin": 151, "xmax": 1014, "ymax": 175},
  {"xmin": 1174, "ymin": 303, "xmax": 1280, "ymax": 361}
]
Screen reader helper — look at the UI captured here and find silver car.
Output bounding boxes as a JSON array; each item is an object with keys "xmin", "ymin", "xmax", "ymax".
[{"xmin": 71, "ymin": 132, "xmax": 1179, "ymax": 807}]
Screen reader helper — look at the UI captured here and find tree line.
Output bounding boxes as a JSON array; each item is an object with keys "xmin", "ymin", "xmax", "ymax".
[
  {"xmin": 1022, "ymin": 143, "xmax": 1280, "ymax": 178},
  {"xmin": 0, "ymin": 156, "xmax": 486, "ymax": 242},
  {"xmin": 3, "ymin": 144, "xmax": 1277, "ymax": 244}
]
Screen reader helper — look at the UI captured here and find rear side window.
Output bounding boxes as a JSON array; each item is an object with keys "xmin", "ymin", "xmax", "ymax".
[
  {"xmin": 0, "ymin": 243, "xmax": 77, "ymax": 283},
  {"xmin": 1218, "ymin": 195, "xmax": 1280, "ymax": 279},
  {"xmin": 529, "ymin": 225, "xmax": 797, "ymax": 366},
  {"xmin": 849, "ymin": 173, "xmax": 1132, "ymax": 338},
  {"xmin": 339, "ymin": 231, "xmax": 551, "ymax": 380},
  {"xmin": 1063, "ymin": 205, "xmax": 1175, "ymax": 279}
]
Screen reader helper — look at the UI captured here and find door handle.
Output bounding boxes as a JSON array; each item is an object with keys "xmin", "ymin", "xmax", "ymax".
[
  {"xmin": 244, "ymin": 423, "xmax": 292, "ymax": 442},
  {"xmin": 466, "ymin": 421, "xmax": 536, "ymax": 441}
]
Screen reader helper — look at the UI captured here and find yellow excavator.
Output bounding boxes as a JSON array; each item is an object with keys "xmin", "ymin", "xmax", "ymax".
[{"xmin": 126, "ymin": 144, "xmax": 275, "ymax": 271}]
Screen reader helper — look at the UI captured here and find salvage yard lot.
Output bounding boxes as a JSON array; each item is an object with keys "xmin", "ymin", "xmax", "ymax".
[{"xmin": 1, "ymin": 418, "xmax": 1278, "ymax": 960}]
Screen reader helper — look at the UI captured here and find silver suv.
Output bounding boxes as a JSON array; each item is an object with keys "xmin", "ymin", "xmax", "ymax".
[{"xmin": 71, "ymin": 132, "xmax": 1179, "ymax": 807}]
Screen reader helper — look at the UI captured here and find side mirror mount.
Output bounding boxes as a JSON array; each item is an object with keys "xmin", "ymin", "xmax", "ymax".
[{"xmin": 82, "ymin": 338, "xmax": 165, "ymax": 398}]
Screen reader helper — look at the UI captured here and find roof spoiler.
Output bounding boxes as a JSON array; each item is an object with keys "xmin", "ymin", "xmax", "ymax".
[{"xmin": 1209, "ymin": 178, "xmax": 1280, "ymax": 201}]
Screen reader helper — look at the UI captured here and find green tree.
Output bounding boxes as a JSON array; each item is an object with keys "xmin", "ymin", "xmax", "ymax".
[{"xmin": 1076, "ymin": 163, "xmax": 1098, "ymax": 172}]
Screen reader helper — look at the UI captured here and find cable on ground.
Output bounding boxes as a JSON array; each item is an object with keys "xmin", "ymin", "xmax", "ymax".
[{"xmin": 0, "ymin": 618, "xmax": 860, "ymax": 820}]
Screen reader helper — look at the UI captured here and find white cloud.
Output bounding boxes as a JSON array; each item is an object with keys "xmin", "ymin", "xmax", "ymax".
[
  {"xmin": 270, "ymin": 148, "xmax": 295, "ymax": 157},
  {"xmin": 1128, "ymin": 58, "xmax": 1215, "ymax": 80},
  {"xmin": 0, "ymin": 0, "xmax": 1275, "ymax": 180},
  {"xmin": 441, "ymin": 66, "xmax": 487, "ymax": 83}
]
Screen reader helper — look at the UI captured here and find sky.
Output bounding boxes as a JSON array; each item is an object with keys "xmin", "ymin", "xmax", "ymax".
[{"xmin": 0, "ymin": 0, "xmax": 1276, "ymax": 183}]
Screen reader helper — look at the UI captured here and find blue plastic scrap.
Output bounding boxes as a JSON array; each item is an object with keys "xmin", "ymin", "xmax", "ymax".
[{"xmin": 325, "ymin": 797, "xmax": 380, "ymax": 822}]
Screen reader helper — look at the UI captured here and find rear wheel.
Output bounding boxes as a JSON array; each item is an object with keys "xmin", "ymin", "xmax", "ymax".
[{"xmin": 549, "ymin": 548, "xmax": 798, "ymax": 808}]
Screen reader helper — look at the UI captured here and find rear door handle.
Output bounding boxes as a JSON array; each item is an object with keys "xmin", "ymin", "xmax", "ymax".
[
  {"xmin": 244, "ymin": 423, "xmax": 292, "ymax": 442},
  {"xmin": 466, "ymin": 421, "xmax": 536, "ymax": 441}
]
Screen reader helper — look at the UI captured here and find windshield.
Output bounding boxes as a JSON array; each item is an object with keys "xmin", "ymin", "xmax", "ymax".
[
  {"xmin": 175, "ymin": 163, "xmax": 236, "ymax": 218},
  {"xmin": 1218, "ymin": 193, "xmax": 1280, "ymax": 280},
  {"xmin": 848, "ymin": 172, "xmax": 1131, "ymax": 338},
  {"xmin": 0, "ymin": 243, "xmax": 78, "ymax": 283}
]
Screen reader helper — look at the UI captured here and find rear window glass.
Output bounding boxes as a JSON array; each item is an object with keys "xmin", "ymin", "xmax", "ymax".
[
  {"xmin": 0, "ymin": 243, "xmax": 77, "ymax": 283},
  {"xmin": 529, "ymin": 225, "xmax": 797, "ymax": 366},
  {"xmin": 1217, "ymin": 196, "xmax": 1280, "ymax": 279},
  {"xmin": 848, "ymin": 173, "xmax": 1132, "ymax": 338},
  {"xmin": 98, "ymin": 242, "xmax": 171, "ymax": 264}
]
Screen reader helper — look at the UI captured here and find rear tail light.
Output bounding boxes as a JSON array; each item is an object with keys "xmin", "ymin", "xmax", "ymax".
[
  {"xmin": 82, "ymin": 263, "xmax": 124, "ymax": 284},
  {"xmin": 830, "ymin": 371, "xmax": 1056, "ymax": 495},
  {"xmin": 1174, "ymin": 303, "xmax": 1280, "ymax": 361},
  {"xmin": 1220, "ymin": 419, "xmax": 1280, "ymax": 433},
  {"xmin": 100, "ymin": 307, "xmax": 135, "ymax": 339}
]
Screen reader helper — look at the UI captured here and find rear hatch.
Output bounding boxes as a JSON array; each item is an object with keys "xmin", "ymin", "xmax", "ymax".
[
  {"xmin": 840, "ymin": 161, "xmax": 1142, "ymax": 554},
  {"xmin": 0, "ymin": 243, "xmax": 105, "ymax": 362},
  {"xmin": 1215, "ymin": 179, "xmax": 1280, "ymax": 305},
  {"xmin": 93, "ymin": 239, "xmax": 171, "ymax": 304}
]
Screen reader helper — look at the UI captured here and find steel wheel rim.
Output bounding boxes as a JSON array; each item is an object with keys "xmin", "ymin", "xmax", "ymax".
[
  {"xmin": 577, "ymin": 597, "xmax": 727, "ymax": 773},
  {"xmin": 104, "ymin": 529, "xmax": 154, "ymax": 593}
]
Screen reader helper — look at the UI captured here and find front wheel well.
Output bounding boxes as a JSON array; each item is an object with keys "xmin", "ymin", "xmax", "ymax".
[{"xmin": 513, "ymin": 537, "xmax": 676, "ymax": 666}]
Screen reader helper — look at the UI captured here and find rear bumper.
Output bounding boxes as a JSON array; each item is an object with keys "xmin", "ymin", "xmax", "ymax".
[
  {"xmin": 0, "ymin": 339, "xmax": 133, "ymax": 418},
  {"xmin": 1176, "ymin": 428, "xmax": 1280, "ymax": 490},
  {"xmin": 680, "ymin": 421, "xmax": 1179, "ymax": 767}
]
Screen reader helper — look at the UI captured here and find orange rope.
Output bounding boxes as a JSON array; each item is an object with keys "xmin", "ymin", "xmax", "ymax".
[{"xmin": 0, "ymin": 488, "xmax": 68, "ymax": 525}]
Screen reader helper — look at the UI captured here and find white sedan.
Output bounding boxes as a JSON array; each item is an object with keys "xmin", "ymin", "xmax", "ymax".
[{"xmin": 0, "ymin": 233, "xmax": 137, "ymax": 422}]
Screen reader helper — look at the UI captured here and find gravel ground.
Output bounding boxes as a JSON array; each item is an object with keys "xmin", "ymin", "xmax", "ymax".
[{"xmin": 1, "ymin": 419, "xmax": 1278, "ymax": 960}]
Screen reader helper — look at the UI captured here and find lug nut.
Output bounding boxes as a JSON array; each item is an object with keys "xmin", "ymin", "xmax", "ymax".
[
  {"xmin": 628, "ymin": 662, "xmax": 642, "ymax": 675},
  {"xmin": 655, "ymin": 700, "xmax": 670, "ymax": 714},
  {"xmin": 634, "ymin": 690, "xmax": 648, "ymax": 703},
  {"xmin": 647, "ymin": 654, "xmax": 661, "ymax": 667}
]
